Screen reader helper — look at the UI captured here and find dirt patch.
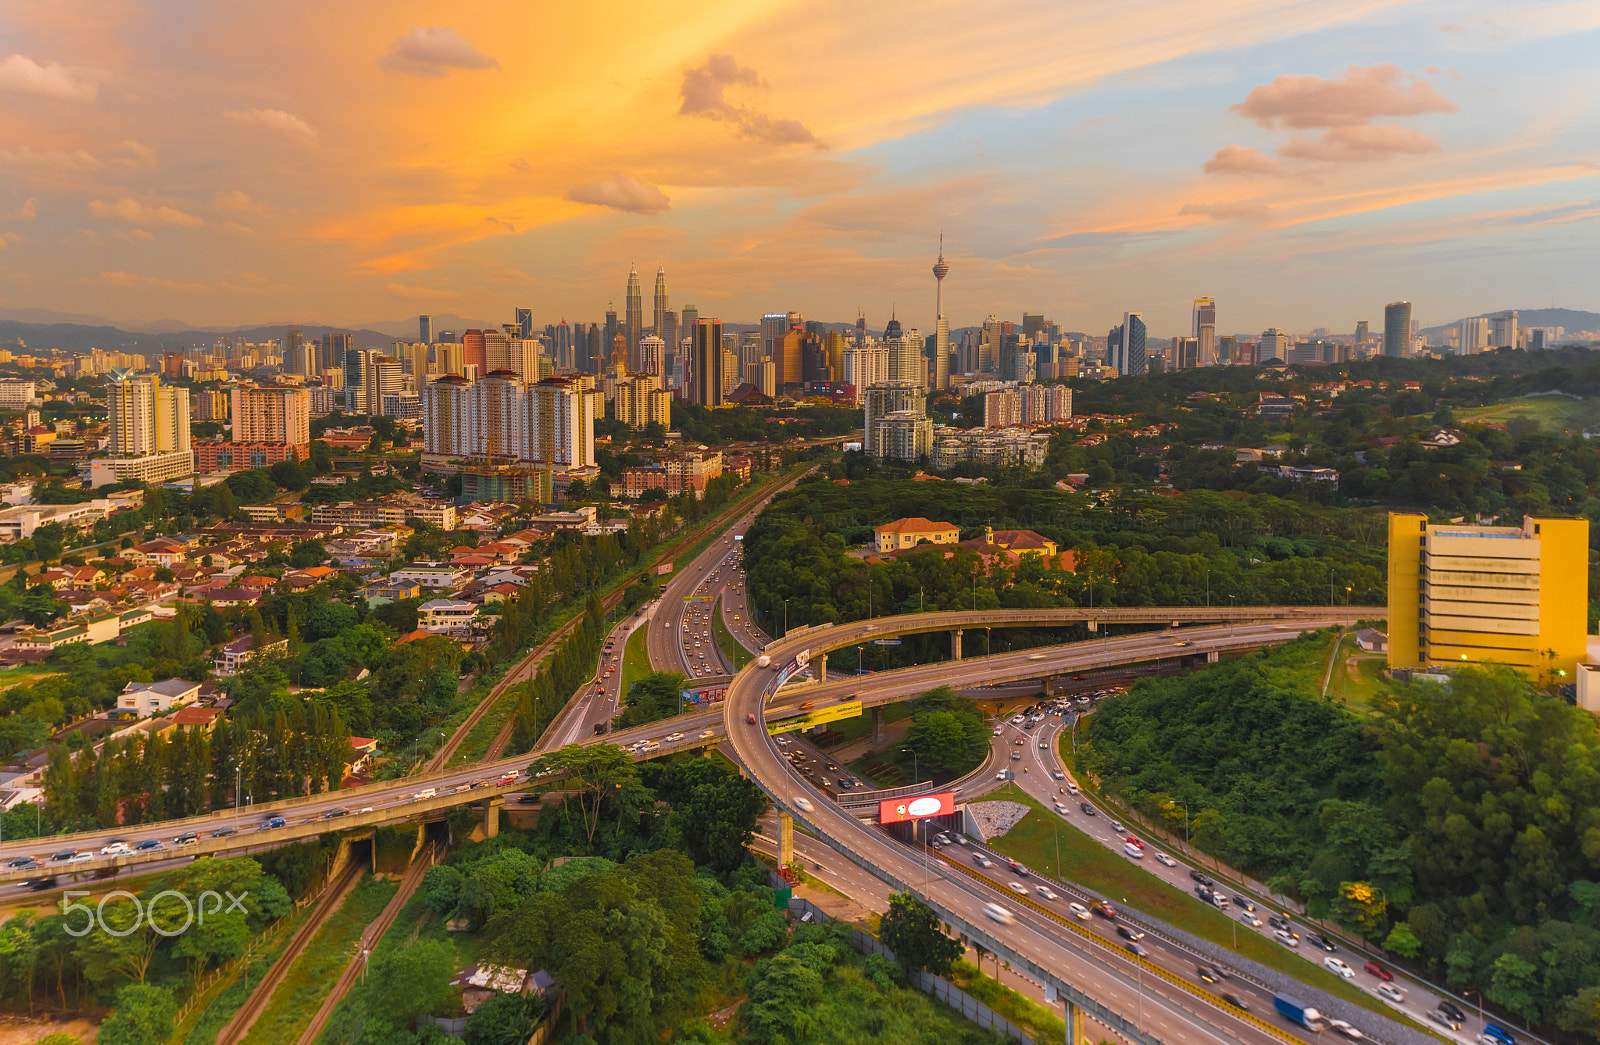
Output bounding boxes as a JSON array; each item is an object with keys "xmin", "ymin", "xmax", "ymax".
[
  {"xmin": 0, "ymin": 1016, "xmax": 100, "ymax": 1044},
  {"xmin": 706, "ymin": 1002, "xmax": 741, "ymax": 1032}
]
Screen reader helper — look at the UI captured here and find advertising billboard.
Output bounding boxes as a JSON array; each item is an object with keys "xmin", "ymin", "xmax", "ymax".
[
  {"xmin": 765, "ymin": 700, "xmax": 863, "ymax": 735},
  {"xmin": 878, "ymin": 791, "xmax": 956, "ymax": 824}
]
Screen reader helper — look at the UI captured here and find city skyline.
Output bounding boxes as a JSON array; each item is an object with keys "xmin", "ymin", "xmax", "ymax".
[{"xmin": 0, "ymin": 2, "xmax": 1597, "ymax": 336}]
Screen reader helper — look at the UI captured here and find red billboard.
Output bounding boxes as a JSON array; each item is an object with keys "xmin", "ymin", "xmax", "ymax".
[{"xmin": 879, "ymin": 792, "xmax": 956, "ymax": 824}]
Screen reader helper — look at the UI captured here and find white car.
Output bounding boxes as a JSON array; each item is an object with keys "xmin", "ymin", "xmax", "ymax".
[
  {"xmin": 1154, "ymin": 852, "xmax": 1177, "ymax": 867},
  {"xmin": 793, "ymin": 797, "xmax": 813, "ymax": 813},
  {"xmin": 1006, "ymin": 882, "xmax": 1028, "ymax": 896},
  {"xmin": 1327, "ymin": 1018, "xmax": 1364, "ymax": 1039},
  {"xmin": 983, "ymin": 903, "xmax": 1016, "ymax": 925},
  {"xmin": 665, "ymin": 732, "xmax": 684, "ymax": 742},
  {"xmin": 1123, "ymin": 843, "xmax": 1144, "ymax": 859},
  {"xmin": 1376, "ymin": 983, "xmax": 1405, "ymax": 1003},
  {"xmin": 1036, "ymin": 886, "xmax": 1058, "ymax": 901},
  {"xmin": 1240, "ymin": 911, "xmax": 1263, "ymax": 927},
  {"xmin": 1274, "ymin": 930, "xmax": 1299, "ymax": 948},
  {"xmin": 1068, "ymin": 902, "xmax": 1091, "ymax": 920},
  {"xmin": 99, "ymin": 841, "xmax": 130, "ymax": 855},
  {"xmin": 1324, "ymin": 957, "xmax": 1356, "ymax": 979}
]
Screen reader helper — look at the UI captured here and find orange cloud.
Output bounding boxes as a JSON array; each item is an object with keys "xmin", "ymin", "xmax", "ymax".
[
  {"xmin": 679, "ymin": 54, "xmax": 818, "ymax": 146},
  {"xmin": 1231, "ymin": 64, "xmax": 1456, "ymax": 129},
  {"xmin": 224, "ymin": 107, "xmax": 318, "ymax": 145},
  {"xmin": 0, "ymin": 54, "xmax": 99, "ymax": 102},
  {"xmin": 1203, "ymin": 145, "xmax": 1283, "ymax": 177},
  {"xmin": 1179, "ymin": 200, "xmax": 1274, "ymax": 222},
  {"xmin": 386, "ymin": 282, "xmax": 455, "ymax": 300},
  {"xmin": 566, "ymin": 176, "xmax": 671, "ymax": 215},
  {"xmin": 378, "ymin": 27, "xmax": 498, "ymax": 77},
  {"xmin": 88, "ymin": 198, "xmax": 203, "ymax": 226},
  {"xmin": 1278, "ymin": 124, "xmax": 1440, "ymax": 163}
]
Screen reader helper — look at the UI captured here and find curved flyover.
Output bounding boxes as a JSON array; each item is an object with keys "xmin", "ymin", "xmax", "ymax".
[{"xmin": 723, "ymin": 608, "xmax": 1373, "ymax": 1045}]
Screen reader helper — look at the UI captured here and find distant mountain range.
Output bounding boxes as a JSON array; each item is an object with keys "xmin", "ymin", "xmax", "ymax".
[{"xmin": 1419, "ymin": 308, "xmax": 1600, "ymax": 340}]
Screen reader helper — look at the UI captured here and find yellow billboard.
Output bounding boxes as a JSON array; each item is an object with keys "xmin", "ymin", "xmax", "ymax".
[{"xmin": 766, "ymin": 700, "xmax": 864, "ymax": 735}]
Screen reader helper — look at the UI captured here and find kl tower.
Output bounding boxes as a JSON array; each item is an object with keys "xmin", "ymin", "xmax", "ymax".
[{"xmin": 931, "ymin": 234, "xmax": 950, "ymax": 390}]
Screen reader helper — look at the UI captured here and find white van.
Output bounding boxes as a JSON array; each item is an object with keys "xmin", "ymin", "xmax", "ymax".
[{"xmin": 413, "ymin": 788, "xmax": 438, "ymax": 800}]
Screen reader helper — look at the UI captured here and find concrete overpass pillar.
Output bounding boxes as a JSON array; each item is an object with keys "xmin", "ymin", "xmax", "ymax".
[
  {"xmin": 871, "ymin": 706, "xmax": 883, "ymax": 746},
  {"xmin": 1066, "ymin": 1000, "xmax": 1084, "ymax": 1043},
  {"xmin": 1207, "ymin": 649, "xmax": 1219, "ymax": 663},
  {"xmin": 778, "ymin": 811, "xmax": 795, "ymax": 867},
  {"xmin": 1087, "ymin": 618, "xmax": 1098, "ymax": 632},
  {"xmin": 951, "ymin": 629, "xmax": 963, "ymax": 660},
  {"xmin": 484, "ymin": 797, "xmax": 503, "ymax": 838},
  {"xmin": 817, "ymin": 653, "xmax": 827, "ymax": 682}
]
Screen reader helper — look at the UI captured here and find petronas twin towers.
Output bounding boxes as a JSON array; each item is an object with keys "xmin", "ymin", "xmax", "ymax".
[{"xmin": 622, "ymin": 262, "xmax": 671, "ymax": 373}]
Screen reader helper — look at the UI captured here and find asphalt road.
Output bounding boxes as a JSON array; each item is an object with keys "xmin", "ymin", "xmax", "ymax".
[{"xmin": 0, "ymin": 616, "xmax": 1353, "ymax": 891}]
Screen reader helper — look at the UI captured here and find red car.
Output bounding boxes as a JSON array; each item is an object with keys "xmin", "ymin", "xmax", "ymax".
[
  {"xmin": 1126, "ymin": 835, "xmax": 1144, "ymax": 848},
  {"xmin": 1093, "ymin": 900, "xmax": 1118, "ymax": 919},
  {"xmin": 1363, "ymin": 960, "xmax": 1393, "ymax": 981}
]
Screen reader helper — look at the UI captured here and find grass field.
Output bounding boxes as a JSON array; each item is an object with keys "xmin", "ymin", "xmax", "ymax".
[
  {"xmin": 978, "ymin": 781, "xmax": 1413, "ymax": 1026},
  {"xmin": 949, "ymin": 960, "xmax": 1068, "ymax": 1043},
  {"xmin": 180, "ymin": 912, "xmax": 308, "ymax": 1045},
  {"xmin": 240, "ymin": 875, "xmax": 398, "ymax": 1045},
  {"xmin": 1326, "ymin": 631, "xmax": 1387, "ymax": 709},
  {"xmin": 711, "ymin": 597, "xmax": 755, "ymax": 672},
  {"xmin": 620, "ymin": 619, "xmax": 651, "ymax": 697},
  {"xmin": 0, "ymin": 667, "xmax": 61, "ymax": 691},
  {"xmin": 1456, "ymin": 393, "xmax": 1600, "ymax": 434}
]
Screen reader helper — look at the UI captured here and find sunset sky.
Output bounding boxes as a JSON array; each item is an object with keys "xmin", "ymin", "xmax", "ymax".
[{"xmin": 1, "ymin": 0, "xmax": 1596, "ymax": 336}]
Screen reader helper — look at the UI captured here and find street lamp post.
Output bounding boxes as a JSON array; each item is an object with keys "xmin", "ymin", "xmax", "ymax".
[
  {"xmin": 783, "ymin": 599, "xmax": 789, "ymax": 637},
  {"xmin": 1464, "ymin": 989, "xmax": 1484, "ymax": 1030}
]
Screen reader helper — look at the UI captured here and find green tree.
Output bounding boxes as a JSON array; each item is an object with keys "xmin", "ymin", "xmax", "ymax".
[
  {"xmin": 1383, "ymin": 921, "xmax": 1422, "ymax": 959},
  {"xmin": 373, "ymin": 939, "xmax": 460, "ymax": 1028},
  {"xmin": 528, "ymin": 744, "xmax": 639, "ymax": 848},
  {"xmin": 879, "ymin": 892, "xmax": 960, "ymax": 976},
  {"xmin": 96, "ymin": 983, "xmax": 176, "ymax": 1045},
  {"xmin": 1488, "ymin": 951, "xmax": 1539, "ymax": 1022}
]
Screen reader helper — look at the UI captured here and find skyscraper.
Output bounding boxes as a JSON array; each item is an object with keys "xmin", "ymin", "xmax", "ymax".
[
  {"xmin": 855, "ymin": 313, "xmax": 866, "ymax": 348},
  {"xmin": 932, "ymin": 240, "xmax": 951, "ymax": 390},
  {"xmin": 693, "ymin": 319, "xmax": 724, "ymax": 407},
  {"xmin": 1491, "ymin": 310, "xmax": 1519, "ymax": 349},
  {"xmin": 1384, "ymin": 302, "xmax": 1412, "ymax": 358},
  {"xmin": 232, "ymin": 386, "xmax": 311, "ymax": 447},
  {"xmin": 652, "ymin": 265, "xmax": 669, "ymax": 340},
  {"xmin": 640, "ymin": 335, "xmax": 665, "ymax": 378},
  {"xmin": 1355, "ymin": 320, "xmax": 1369, "ymax": 344},
  {"xmin": 603, "ymin": 305, "xmax": 618, "ymax": 374},
  {"xmin": 1111, "ymin": 313, "xmax": 1146, "ymax": 376},
  {"xmin": 515, "ymin": 308, "xmax": 533, "ymax": 340},
  {"xmin": 1193, "ymin": 297, "xmax": 1216, "ymax": 366},
  {"xmin": 761, "ymin": 313, "xmax": 789, "ymax": 366},
  {"xmin": 625, "ymin": 264, "xmax": 644, "ymax": 371},
  {"xmin": 284, "ymin": 327, "xmax": 305, "ymax": 375},
  {"xmin": 462, "ymin": 329, "xmax": 488, "ymax": 373},
  {"xmin": 419, "ymin": 315, "xmax": 433, "ymax": 344}
]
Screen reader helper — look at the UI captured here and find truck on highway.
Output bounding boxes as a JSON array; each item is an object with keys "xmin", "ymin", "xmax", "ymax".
[
  {"xmin": 1273, "ymin": 993, "xmax": 1325, "ymax": 1032},
  {"xmin": 757, "ymin": 654, "xmax": 771, "ymax": 668}
]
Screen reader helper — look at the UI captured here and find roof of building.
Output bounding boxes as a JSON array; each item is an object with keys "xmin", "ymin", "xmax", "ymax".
[
  {"xmin": 874, "ymin": 517, "xmax": 959, "ymax": 535},
  {"xmin": 123, "ymin": 678, "xmax": 200, "ymax": 698}
]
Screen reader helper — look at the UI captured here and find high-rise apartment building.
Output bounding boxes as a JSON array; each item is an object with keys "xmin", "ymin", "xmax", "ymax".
[
  {"xmin": 318, "ymin": 333, "xmax": 352, "ymax": 375},
  {"xmin": 1457, "ymin": 317, "xmax": 1490, "ymax": 355},
  {"xmin": 1384, "ymin": 302, "xmax": 1412, "ymax": 358},
  {"xmin": 96, "ymin": 371, "xmax": 193, "ymax": 484},
  {"xmin": 1022, "ymin": 384, "xmax": 1072, "ymax": 426},
  {"xmin": 162, "ymin": 351, "xmax": 185, "ymax": 380},
  {"xmin": 1258, "ymin": 328, "xmax": 1291, "ymax": 362},
  {"xmin": 985, "ymin": 389, "xmax": 1022, "ymax": 428},
  {"xmin": 613, "ymin": 375, "xmax": 671, "ymax": 431},
  {"xmin": 692, "ymin": 320, "xmax": 724, "ymax": 407},
  {"xmin": 192, "ymin": 390, "xmax": 229, "ymax": 422},
  {"xmin": 423, "ymin": 373, "xmax": 595, "ymax": 473},
  {"xmin": 625, "ymin": 265, "xmax": 644, "ymax": 371},
  {"xmin": 1491, "ymin": 310, "xmax": 1519, "ymax": 349},
  {"xmin": 1193, "ymin": 297, "xmax": 1216, "ymax": 366},
  {"xmin": 420, "ymin": 315, "xmax": 433, "ymax": 344},
  {"xmin": 843, "ymin": 344, "xmax": 889, "ymax": 402},
  {"xmin": 1387, "ymin": 512, "xmax": 1587, "ymax": 680},
  {"xmin": 231, "ymin": 386, "xmax": 311, "ymax": 446}
]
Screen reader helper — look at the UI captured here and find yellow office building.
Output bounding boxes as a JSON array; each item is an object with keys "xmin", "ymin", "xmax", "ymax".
[{"xmin": 1387, "ymin": 513, "xmax": 1588, "ymax": 679}]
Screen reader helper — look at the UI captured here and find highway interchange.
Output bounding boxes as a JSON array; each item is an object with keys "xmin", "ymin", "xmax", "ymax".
[{"xmin": 0, "ymin": 493, "xmax": 1493, "ymax": 1045}]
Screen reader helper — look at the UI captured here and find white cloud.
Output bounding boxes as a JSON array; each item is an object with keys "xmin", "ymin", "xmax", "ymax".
[
  {"xmin": 225, "ymin": 108, "xmax": 318, "ymax": 145},
  {"xmin": 386, "ymin": 282, "xmax": 455, "ymax": 300},
  {"xmin": 1232, "ymin": 64, "xmax": 1456, "ymax": 129},
  {"xmin": 214, "ymin": 189, "xmax": 266, "ymax": 214},
  {"xmin": 679, "ymin": 54, "xmax": 818, "ymax": 146},
  {"xmin": 88, "ymin": 198, "xmax": 204, "ymax": 227},
  {"xmin": 378, "ymin": 27, "xmax": 499, "ymax": 77},
  {"xmin": 1178, "ymin": 200, "xmax": 1274, "ymax": 222},
  {"xmin": 0, "ymin": 55, "xmax": 98, "ymax": 102},
  {"xmin": 113, "ymin": 140, "xmax": 158, "ymax": 169},
  {"xmin": 565, "ymin": 176, "xmax": 672, "ymax": 215},
  {"xmin": 0, "ymin": 147, "xmax": 100, "ymax": 170},
  {"xmin": 8, "ymin": 198, "xmax": 37, "ymax": 220}
]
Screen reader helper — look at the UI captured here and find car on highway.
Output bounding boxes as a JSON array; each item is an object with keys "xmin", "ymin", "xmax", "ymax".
[
  {"xmin": 1426, "ymin": 1010, "xmax": 1462, "ymax": 1032},
  {"xmin": 798, "ymin": 702, "xmax": 815, "ymax": 710},
  {"xmin": 983, "ymin": 903, "xmax": 1016, "ymax": 926},
  {"xmin": 1376, "ymin": 983, "xmax": 1405, "ymax": 1003},
  {"xmin": 1438, "ymin": 999, "xmax": 1468, "ymax": 1022},
  {"xmin": 1053, "ymin": 804, "xmax": 1071, "ymax": 817},
  {"xmin": 1068, "ymin": 902, "xmax": 1090, "ymax": 920},
  {"xmin": 1239, "ymin": 911, "xmax": 1263, "ymax": 927},
  {"xmin": 50, "ymin": 849, "xmax": 77, "ymax": 863},
  {"xmin": 1079, "ymin": 802, "xmax": 1095, "ymax": 816},
  {"xmin": 1116, "ymin": 925, "xmax": 1145, "ymax": 942},
  {"xmin": 1124, "ymin": 941, "xmax": 1148, "ymax": 957},
  {"xmin": 99, "ymin": 840, "xmax": 130, "ymax": 855},
  {"xmin": 1306, "ymin": 932, "xmax": 1338, "ymax": 952},
  {"xmin": 1324, "ymin": 957, "xmax": 1355, "ymax": 979},
  {"xmin": 5, "ymin": 855, "xmax": 37, "ymax": 868},
  {"xmin": 1006, "ymin": 882, "xmax": 1028, "ymax": 896},
  {"xmin": 1013, "ymin": 737, "xmax": 1025, "ymax": 746},
  {"xmin": 664, "ymin": 732, "xmax": 684, "ymax": 742},
  {"xmin": 67, "ymin": 852, "xmax": 94, "ymax": 864},
  {"xmin": 1036, "ymin": 885, "xmax": 1057, "ymax": 900},
  {"xmin": 1191, "ymin": 869, "xmax": 1213, "ymax": 886},
  {"xmin": 1328, "ymin": 1018, "xmax": 1365, "ymax": 1039},
  {"xmin": 1052, "ymin": 770, "xmax": 1064, "ymax": 780},
  {"xmin": 793, "ymin": 797, "xmax": 813, "ymax": 813},
  {"xmin": 973, "ymin": 853, "xmax": 993, "ymax": 868},
  {"xmin": 1153, "ymin": 851, "xmax": 1177, "ymax": 867},
  {"xmin": 1108, "ymin": 819, "xmax": 1125, "ymax": 832},
  {"xmin": 1195, "ymin": 965, "xmax": 1224, "ymax": 983},
  {"xmin": 134, "ymin": 839, "xmax": 164, "ymax": 852},
  {"xmin": 1220, "ymin": 992, "xmax": 1249, "ymax": 1011},
  {"xmin": 1362, "ymin": 960, "xmax": 1392, "ymax": 981},
  {"xmin": 1274, "ymin": 930, "xmax": 1299, "ymax": 948},
  {"xmin": 210, "ymin": 827, "xmax": 236, "ymax": 839},
  {"xmin": 258, "ymin": 816, "xmax": 286, "ymax": 830},
  {"xmin": 1010, "ymin": 752, "xmax": 1021, "ymax": 761},
  {"xmin": 1123, "ymin": 843, "xmax": 1144, "ymax": 859},
  {"xmin": 1006, "ymin": 858, "xmax": 1028, "ymax": 877},
  {"xmin": 1093, "ymin": 900, "xmax": 1117, "ymax": 919},
  {"xmin": 174, "ymin": 832, "xmax": 199, "ymax": 846},
  {"xmin": 413, "ymin": 788, "xmax": 438, "ymax": 800}
]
